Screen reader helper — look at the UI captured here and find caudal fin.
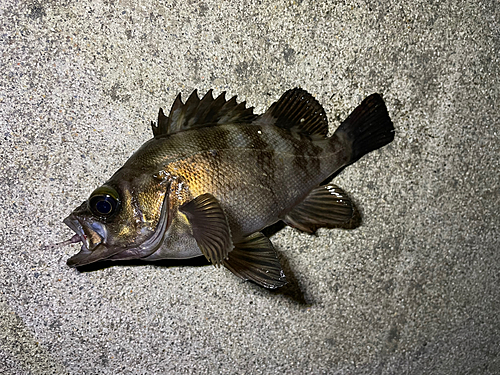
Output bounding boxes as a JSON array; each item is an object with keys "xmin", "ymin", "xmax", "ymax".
[{"xmin": 336, "ymin": 94, "xmax": 394, "ymax": 164}]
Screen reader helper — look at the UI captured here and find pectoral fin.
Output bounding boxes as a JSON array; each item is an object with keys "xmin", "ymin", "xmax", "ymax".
[
  {"xmin": 224, "ymin": 232, "xmax": 287, "ymax": 289},
  {"xmin": 283, "ymin": 184, "xmax": 353, "ymax": 234},
  {"xmin": 180, "ymin": 193, "xmax": 233, "ymax": 266}
]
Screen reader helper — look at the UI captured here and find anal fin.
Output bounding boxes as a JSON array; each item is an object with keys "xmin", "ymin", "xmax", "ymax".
[
  {"xmin": 283, "ymin": 184, "xmax": 353, "ymax": 234},
  {"xmin": 224, "ymin": 233, "xmax": 286, "ymax": 289}
]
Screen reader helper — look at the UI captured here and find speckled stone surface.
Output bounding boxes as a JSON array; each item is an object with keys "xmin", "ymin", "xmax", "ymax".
[{"xmin": 1, "ymin": 1, "xmax": 499, "ymax": 374}]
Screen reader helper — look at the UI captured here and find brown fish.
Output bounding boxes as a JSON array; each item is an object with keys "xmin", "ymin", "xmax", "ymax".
[{"xmin": 63, "ymin": 88, "xmax": 394, "ymax": 288}]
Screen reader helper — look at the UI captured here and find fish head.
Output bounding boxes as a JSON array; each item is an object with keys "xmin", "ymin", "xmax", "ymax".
[{"xmin": 64, "ymin": 173, "xmax": 170, "ymax": 267}]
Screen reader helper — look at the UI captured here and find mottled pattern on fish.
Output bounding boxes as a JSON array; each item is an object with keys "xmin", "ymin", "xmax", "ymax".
[
  {"xmin": 120, "ymin": 124, "xmax": 347, "ymax": 239},
  {"xmin": 63, "ymin": 88, "xmax": 395, "ymax": 289}
]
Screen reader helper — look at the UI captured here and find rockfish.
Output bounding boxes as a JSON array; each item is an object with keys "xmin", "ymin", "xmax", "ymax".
[{"xmin": 63, "ymin": 88, "xmax": 394, "ymax": 288}]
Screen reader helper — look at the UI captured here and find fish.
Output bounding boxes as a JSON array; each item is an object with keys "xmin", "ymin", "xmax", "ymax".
[{"xmin": 63, "ymin": 88, "xmax": 394, "ymax": 288}]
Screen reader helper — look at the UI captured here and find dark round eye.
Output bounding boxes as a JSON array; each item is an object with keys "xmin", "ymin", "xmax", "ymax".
[{"xmin": 88, "ymin": 185, "xmax": 120, "ymax": 217}]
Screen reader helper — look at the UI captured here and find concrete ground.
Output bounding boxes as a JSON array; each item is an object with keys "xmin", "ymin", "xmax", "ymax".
[{"xmin": 1, "ymin": 0, "xmax": 499, "ymax": 374}]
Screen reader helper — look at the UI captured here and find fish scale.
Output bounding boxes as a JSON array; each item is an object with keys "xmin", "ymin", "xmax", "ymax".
[{"xmin": 162, "ymin": 127, "xmax": 333, "ymax": 233}]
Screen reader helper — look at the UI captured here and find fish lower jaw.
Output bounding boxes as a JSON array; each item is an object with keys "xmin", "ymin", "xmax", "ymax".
[
  {"xmin": 66, "ymin": 248, "xmax": 91, "ymax": 267},
  {"xmin": 66, "ymin": 243, "xmax": 109, "ymax": 267}
]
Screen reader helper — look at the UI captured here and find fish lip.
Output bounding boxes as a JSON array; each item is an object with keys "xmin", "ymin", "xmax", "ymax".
[
  {"xmin": 66, "ymin": 248, "xmax": 92, "ymax": 267},
  {"xmin": 66, "ymin": 243, "xmax": 109, "ymax": 268}
]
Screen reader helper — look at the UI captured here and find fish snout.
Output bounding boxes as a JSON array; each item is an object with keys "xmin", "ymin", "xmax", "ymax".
[{"xmin": 63, "ymin": 215, "xmax": 109, "ymax": 267}]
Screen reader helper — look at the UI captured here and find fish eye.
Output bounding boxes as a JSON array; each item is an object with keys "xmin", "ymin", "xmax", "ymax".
[{"xmin": 88, "ymin": 185, "xmax": 120, "ymax": 217}]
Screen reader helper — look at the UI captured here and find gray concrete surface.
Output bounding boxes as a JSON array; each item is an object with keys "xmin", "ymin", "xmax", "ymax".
[{"xmin": 1, "ymin": 0, "xmax": 499, "ymax": 374}]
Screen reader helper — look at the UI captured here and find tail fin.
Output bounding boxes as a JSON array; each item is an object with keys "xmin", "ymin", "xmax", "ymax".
[{"xmin": 335, "ymin": 94, "xmax": 394, "ymax": 164}]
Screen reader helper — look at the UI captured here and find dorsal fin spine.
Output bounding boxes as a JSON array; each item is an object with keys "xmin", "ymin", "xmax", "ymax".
[{"xmin": 152, "ymin": 90, "xmax": 257, "ymax": 137}]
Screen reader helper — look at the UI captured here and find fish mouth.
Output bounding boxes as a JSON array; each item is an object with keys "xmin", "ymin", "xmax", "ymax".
[
  {"xmin": 63, "ymin": 216, "xmax": 89, "ymax": 254},
  {"xmin": 63, "ymin": 215, "xmax": 115, "ymax": 267},
  {"xmin": 64, "ymin": 216, "xmax": 92, "ymax": 267}
]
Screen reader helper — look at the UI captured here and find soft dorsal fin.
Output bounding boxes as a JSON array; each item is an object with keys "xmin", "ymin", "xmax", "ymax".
[
  {"xmin": 254, "ymin": 88, "xmax": 329, "ymax": 138},
  {"xmin": 151, "ymin": 90, "xmax": 258, "ymax": 137}
]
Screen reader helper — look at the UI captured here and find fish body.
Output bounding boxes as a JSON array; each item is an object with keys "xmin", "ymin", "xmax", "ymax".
[{"xmin": 64, "ymin": 88, "xmax": 394, "ymax": 288}]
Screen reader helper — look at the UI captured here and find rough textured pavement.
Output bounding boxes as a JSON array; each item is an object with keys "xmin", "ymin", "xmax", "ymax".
[{"xmin": 1, "ymin": 1, "xmax": 499, "ymax": 374}]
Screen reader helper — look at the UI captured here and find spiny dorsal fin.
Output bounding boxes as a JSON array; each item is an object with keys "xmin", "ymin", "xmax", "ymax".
[
  {"xmin": 151, "ymin": 107, "xmax": 169, "ymax": 137},
  {"xmin": 254, "ymin": 88, "xmax": 329, "ymax": 138},
  {"xmin": 151, "ymin": 90, "xmax": 257, "ymax": 137}
]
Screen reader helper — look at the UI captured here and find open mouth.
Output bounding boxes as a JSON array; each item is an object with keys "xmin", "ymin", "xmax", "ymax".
[
  {"xmin": 63, "ymin": 216, "xmax": 89, "ymax": 252},
  {"xmin": 63, "ymin": 215, "xmax": 111, "ymax": 267}
]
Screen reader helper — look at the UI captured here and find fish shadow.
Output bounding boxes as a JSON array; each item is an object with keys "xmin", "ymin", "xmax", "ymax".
[
  {"xmin": 75, "ymin": 253, "xmax": 311, "ymax": 304},
  {"xmin": 261, "ymin": 183, "xmax": 362, "ymax": 304},
  {"xmin": 75, "ymin": 256, "xmax": 211, "ymax": 273},
  {"xmin": 75, "ymin": 254, "xmax": 311, "ymax": 305},
  {"xmin": 271, "ymin": 212, "xmax": 361, "ymax": 305}
]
